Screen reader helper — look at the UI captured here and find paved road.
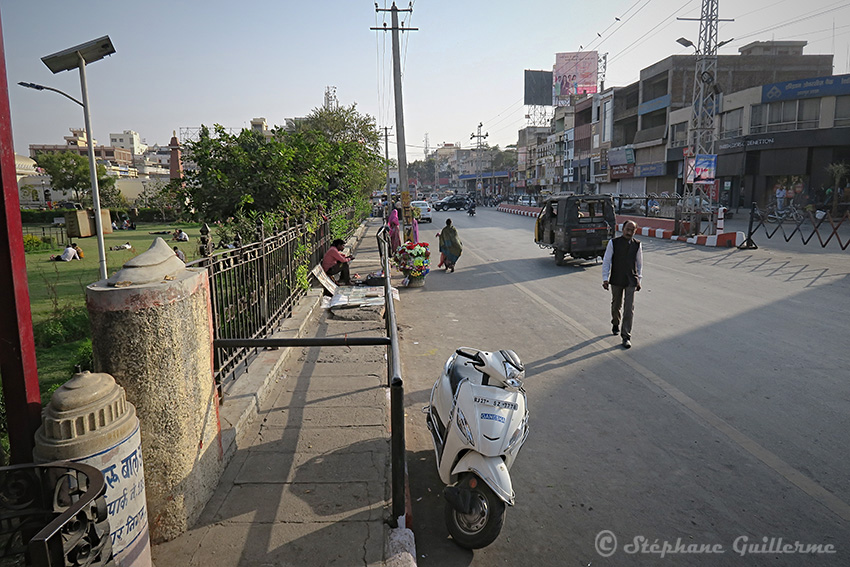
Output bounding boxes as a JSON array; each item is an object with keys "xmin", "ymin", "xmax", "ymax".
[{"xmin": 397, "ymin": 208, "xmax": 849, "ymax": 566}]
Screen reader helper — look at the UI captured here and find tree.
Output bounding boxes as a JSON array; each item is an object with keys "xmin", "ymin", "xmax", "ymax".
[
  {"xmin": 138, "ymin": 179, "xmax": 186, "ymax": 221},
  {"xmin": 35, "ymin": 152, "xmax": 116, "ymax": 205},
  {"xmin": 184, "ymin": 103, "xmax": 385, "ymax": 221}
]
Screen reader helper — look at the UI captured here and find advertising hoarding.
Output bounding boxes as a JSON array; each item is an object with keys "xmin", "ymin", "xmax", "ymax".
[
  {"xmin": 525, "ymin": 70, "xmax": 554, "ymax": 106},
  {"xmin": 553, "ymin": 51, "xmax": 598, "ymax": 106}
]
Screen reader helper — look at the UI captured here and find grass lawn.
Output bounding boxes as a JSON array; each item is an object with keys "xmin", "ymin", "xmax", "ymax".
[{"xmin": 24, "ymin": 222, "xmax": 204, "ymax": 398}]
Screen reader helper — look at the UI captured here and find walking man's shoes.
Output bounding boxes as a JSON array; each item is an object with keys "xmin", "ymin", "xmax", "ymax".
[
  {"xmin": 612, "ymin": 325, "xmax": 619, "ymax": 335},
  {"xmin": 622, "ymin": 338, "xmax": 631, "ymax": 349}
]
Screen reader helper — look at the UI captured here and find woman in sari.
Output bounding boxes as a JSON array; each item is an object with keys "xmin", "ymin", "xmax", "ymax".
[
  {"xmin": 388, "ymin": 208, "xmax": 401, "ymax": 253},
  {"xmin": 438, "ymin": 218, "xmax": 462, "ymax": 272}
]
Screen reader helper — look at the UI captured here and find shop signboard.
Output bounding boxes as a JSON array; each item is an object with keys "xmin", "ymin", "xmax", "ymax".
[{"xmin": 611, "ymin": 163, "xmax": 634, "ymax": 179}]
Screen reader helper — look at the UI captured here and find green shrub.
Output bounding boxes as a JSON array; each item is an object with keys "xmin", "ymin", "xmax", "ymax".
[
  {"xmin": 69, "ymin": 339, "xmax": 93, "ymax": 373},
  {"xmin": 32, "ymin": 307, "xmax": 91, "ymax": 347},
  {"xmin": 23, "ymin": 233, "xmax": 49, "ymax": 252},
  {"xmin": 34, "ymin": 319, "xmax": 67, "ymax": 347}
]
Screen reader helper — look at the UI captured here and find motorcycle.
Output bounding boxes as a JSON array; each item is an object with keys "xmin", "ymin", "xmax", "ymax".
[{"xmin": 423, "ymin": 347, "xmax": 529, "ymax": 548}]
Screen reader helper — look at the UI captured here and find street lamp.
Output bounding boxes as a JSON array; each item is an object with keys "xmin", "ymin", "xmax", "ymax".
[
  {"xmin": 676, "ymin": 37, "xmax": 695, "ymax": 50},
  {"xmin": 20, "ymin": 36, "xmax": 116, "ymax": 280}
]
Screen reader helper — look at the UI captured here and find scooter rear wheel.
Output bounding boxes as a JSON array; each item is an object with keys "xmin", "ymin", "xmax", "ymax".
[{"xmin": 444, "ymin": 474, "xmax": 506, "ymax": 549}]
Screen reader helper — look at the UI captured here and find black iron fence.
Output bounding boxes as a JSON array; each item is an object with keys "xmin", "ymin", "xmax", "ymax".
[
  {"xmin": 0, "ymin": 461, "xmax": 114, "ymax": 566},
  {"xmin": 187, "ymin": 208, "xmax": 358, "ymax": 399},
  {"xmin": 740, "ymin": 203, "xmax": 850, "ymax": 250}
]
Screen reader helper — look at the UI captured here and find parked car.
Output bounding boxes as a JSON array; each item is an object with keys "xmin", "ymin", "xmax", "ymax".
[
  {"xmin": 613, "ymin": 196, "xmax": 641, "ymax": 213},
  {"xmin": 410, "ymin": 200, "xmax": 433, "ymax": 223},
  {"xmin": 433, "ymin": 195, "xmax": 470, "ymax": 211}
]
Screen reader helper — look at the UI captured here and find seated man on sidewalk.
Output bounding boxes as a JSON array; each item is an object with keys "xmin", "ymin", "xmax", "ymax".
[{"xmin": 321, "ymin": 238, "xmax": 354, "ymax": 285}]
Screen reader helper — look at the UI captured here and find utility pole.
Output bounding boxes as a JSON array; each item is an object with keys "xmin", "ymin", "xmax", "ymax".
[
  {"xmin": 423, "ymin": 133, "xmax": 430, "ymax": 194},
  {"xmin": 470, "ymin": 122, "xmax": 488, "ymax": 200},
  {"xmin": 373, "ymin": 3, "xmax": 417, "ymax": 238},
  {"xmin": 383, "ymin": 126, "xmax": 393, "ymax": 220}
]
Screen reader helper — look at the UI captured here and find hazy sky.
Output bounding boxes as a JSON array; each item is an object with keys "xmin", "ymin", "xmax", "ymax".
[{"xmin": 2, "ymin": 1, "xmax": 849, "ymax": 160}]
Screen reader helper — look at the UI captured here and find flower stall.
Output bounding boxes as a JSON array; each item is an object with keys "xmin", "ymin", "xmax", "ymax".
[{"xmin": 393, "ymin": 241, "xmax": 430, "ymax": 287}]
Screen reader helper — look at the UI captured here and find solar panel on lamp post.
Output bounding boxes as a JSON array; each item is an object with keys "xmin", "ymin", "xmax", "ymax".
[{"xmin": 28, "ymin": 36, "xmax": 116, "ymax": 281}]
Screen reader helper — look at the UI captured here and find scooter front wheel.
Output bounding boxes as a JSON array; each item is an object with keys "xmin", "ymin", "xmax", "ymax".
[{"xmin": 444, "ymin": 474, "xmax": 506, "ymax": 549}]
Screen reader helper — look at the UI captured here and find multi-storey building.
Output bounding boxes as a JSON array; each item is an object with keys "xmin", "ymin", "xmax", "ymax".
[
  {"xmin": 607, "ymin": 41, "xmax": 834, "ymax": 195},
  {"xmin": 667, "ymin": 73, "xmax": 850, "ymax": 209}
]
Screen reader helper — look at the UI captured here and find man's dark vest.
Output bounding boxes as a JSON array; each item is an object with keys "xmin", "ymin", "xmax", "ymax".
[{"xmin": 610, "ymin": 236, "xmax": 640, "ymax": 287}]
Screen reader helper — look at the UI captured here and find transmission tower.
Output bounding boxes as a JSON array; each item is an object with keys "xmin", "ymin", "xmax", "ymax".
[
  {"xmin": 678, "ymin": 0, "xmax": 731, "ymax": 235},
  {"xmin": 470, "ymin": 122, "xmax": 488, "ymax": 198},
  {"xmin": 323, "ymin": 86, "xmax": 338, "ymax": 110}
]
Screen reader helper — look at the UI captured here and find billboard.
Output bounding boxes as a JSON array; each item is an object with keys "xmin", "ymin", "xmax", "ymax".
[
  {"xmin": 686, "ymin": 154, "xmax": 717, "ymax": 185},
  {"xmin": 525, "ymin": 70, "xmax": 553, "ymax": 106},
  {"xmin": 553, "ymin": 51, "xmax": 598, "ymax": 106}
]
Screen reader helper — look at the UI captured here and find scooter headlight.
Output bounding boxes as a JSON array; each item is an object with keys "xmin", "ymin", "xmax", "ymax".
[
  {"xmin": 455, "ymin": 408, "xmax": 475, "ymax": 447},
  {"xmin": 504, "ymin": 363, "xmax": 525, "ymax": 388},
  {"xmin": 505, "ymin": 412, "xmax": 529, "ymax": 454}
]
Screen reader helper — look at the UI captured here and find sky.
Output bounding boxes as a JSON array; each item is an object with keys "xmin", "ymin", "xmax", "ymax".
[{"xmin": 2, "ymin": 0, "xmax": 849, "ymax": 162}]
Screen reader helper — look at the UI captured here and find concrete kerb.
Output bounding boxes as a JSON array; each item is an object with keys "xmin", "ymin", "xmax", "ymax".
[{"xmin": 496, "ymin": 205, "xmax": 744, "ymax": 247}]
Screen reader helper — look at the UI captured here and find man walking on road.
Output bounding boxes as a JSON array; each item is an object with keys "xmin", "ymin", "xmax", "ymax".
[{"xmin": 602, "ymin": 220, "xmax": 643, "ymax": 349}]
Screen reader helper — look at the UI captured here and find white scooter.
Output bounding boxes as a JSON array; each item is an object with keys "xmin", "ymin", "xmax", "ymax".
[{"xmin": 423, "ymin": 347, "xmax": 529, "ymax": 548}]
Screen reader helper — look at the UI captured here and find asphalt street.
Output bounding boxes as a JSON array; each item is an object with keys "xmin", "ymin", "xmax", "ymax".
[{"xmin": 397, "ymin": 207, "xmax": 849, "ymax": 566}]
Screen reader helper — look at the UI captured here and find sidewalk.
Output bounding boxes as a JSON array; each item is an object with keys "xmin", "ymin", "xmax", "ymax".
[{"xmin": 151, "ymin": 219, "xmax": 415, "ymax": 566}]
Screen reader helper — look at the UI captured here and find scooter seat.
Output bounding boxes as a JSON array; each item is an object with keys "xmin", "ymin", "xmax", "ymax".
[{"xmin": 449, "ymin": 360, "xmax": 484, "ymax": 395}]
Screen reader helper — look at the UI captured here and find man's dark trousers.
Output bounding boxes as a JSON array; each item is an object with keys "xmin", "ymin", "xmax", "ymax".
[
  {"xmin": 610, "ymin": 284, "xmax": 635, "ymax": 340},
  {"xmin": 326, "ymin": 261, "xmax": 350, "ymax": 285}
]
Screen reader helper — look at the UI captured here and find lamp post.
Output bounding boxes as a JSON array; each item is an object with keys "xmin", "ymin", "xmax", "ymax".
[{"xmin": 20, "ymin": 36, "xmax": 116, "ymax": 281}]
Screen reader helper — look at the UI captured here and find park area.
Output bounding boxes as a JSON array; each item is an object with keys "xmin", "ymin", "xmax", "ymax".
[{"xmin": 22, "ymin": 221, "xmax": 202, "ymax": 405}]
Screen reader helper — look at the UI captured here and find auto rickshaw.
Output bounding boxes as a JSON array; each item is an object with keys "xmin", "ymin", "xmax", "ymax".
[{"xmin": 535, "ymin": 194, "xmax": 616, "ymax": 265}]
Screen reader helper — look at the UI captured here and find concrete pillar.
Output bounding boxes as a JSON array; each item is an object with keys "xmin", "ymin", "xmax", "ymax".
[{"xmin": 86, "ymin": 237, "xmax": 221, "ymax": 543}]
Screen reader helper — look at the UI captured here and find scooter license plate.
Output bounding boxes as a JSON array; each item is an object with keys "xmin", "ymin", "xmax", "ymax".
[{"xmin": 474, "ymin": 396, "xmax": 518, "ymax": 411}]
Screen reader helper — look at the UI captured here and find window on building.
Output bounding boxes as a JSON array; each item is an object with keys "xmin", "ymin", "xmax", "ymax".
[
  {"xmin": 669, "ymin": 122, "xmax": 688, "ymax": 148},
  {"xmin": 750, "ymin": 99, "xmax": 821, "ymax": 133},
  {"xmin": 720, "ymin": 108, "xmax": 743, "ymax": 139},
  {"xmin": 834, "ymin": 95, "xmax": 850, "ymax": 127},
  {"xmin": 602, "ymin": 100, "xmax": 613, "ymax": 143}
]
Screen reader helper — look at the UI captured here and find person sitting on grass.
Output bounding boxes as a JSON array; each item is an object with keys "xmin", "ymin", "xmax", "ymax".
[
  {"xmin": 50, "ymin": 243, "xmax": 80, "ymax": 262},
  {"xmin": 173, "ymin": 229, "xmax": 189, "ymax": 242},
  {"xmin": 73, "ymin": 243, "xmax": 84, "ymax": 259},
  {"xmin": 321, "ymin": 238, "xmax": 353, "ymax": 285}
]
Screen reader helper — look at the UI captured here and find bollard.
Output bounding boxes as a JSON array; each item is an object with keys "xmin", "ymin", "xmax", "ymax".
[
  {"xmin": 34, "ymin": 369, "xmax": 152, "ymax": 567},
  {"xmin": 717, "ymin": 206, "xmax": 726, "ymax": 232}
]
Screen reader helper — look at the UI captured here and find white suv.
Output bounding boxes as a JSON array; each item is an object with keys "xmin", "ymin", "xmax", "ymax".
[{"xmin": 411, "ymin": 200, "xmax": 433, "ymax": 223}]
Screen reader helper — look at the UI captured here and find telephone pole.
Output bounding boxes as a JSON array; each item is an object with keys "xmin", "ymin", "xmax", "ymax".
[
  {"xmin": 470, "ymin": 122, "xmax": 488, "ymax": 199},
  {"xmin": 383, "ymin": 126, "xmax": 393, "ymax": 219},
  {"xmin": 372, "ymin": 3, "xmax": 417, "ymax": 235}
]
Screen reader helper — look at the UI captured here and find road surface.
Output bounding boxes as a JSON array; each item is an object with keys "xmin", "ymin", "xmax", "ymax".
[{"xmin": 397, "ymin": 207, "xmax": 849, "ymax": 566}]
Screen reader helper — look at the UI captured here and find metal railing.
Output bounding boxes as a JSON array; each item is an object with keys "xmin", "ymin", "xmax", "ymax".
[
  {"xmin": 187, "ymin": 208, "xmax": 357, "ymax": 399},
  {"xmin": 0, "ymin": 461, "xmax": 114, "ymax": 566},
  {"xmin": 22, "ymin": 225, "xmax": 68, "ymax": 248},
  {"xmin": 208, "ymin": 223, "xmax": 409, "ymax": 528},
  {"xmin": 740, "ymin": 202, "xmax": 850, "ymax": 250}
]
